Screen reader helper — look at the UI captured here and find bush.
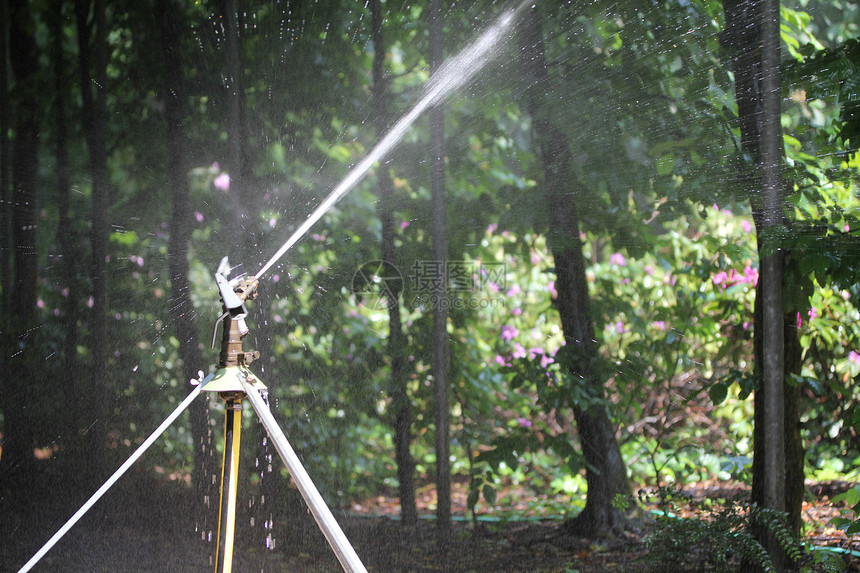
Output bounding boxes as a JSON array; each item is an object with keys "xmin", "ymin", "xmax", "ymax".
[{"xmin": 643, "ymin": 497, "xmax": 800, "ymax": 572}]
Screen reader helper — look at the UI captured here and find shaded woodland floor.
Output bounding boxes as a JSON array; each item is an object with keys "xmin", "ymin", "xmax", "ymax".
[{"xmin": 1, "ymin": 460, "xmax": 858, "ymax": 572}]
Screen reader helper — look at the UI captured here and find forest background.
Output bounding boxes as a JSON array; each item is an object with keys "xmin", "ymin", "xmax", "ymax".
[{"xmin": 1, "ymin": 0, "xmax": 859, "ymax": 571}]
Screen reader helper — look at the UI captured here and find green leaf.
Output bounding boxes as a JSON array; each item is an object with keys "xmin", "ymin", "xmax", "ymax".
[
  {"xmin": 483, "ymin": 483, "xmax": 497, "ymax": 506},
  {"xmin": 467, "ymin": 487, "xmax": 480, "ymax": 510},
  {"xmin": 656, "ymin": 154, "xmax": 675, "ymax": 176},
  {"xmin": 709, "ymin": 381, "xmax": 729, "ymax": 405}
]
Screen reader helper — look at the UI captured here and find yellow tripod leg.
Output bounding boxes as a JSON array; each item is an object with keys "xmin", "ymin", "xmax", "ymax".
[{"xmin": 215, "ymin": 395, "xmax": 243, "ymax": 573}]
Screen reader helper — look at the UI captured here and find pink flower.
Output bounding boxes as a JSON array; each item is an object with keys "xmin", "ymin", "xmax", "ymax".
[
  {"xmin": 540, "ymin": 354, "xmax": 554, "ymax": 368},
  {"xmin": 848, "ymin": 350, "xmax": 860, "ymax": 364},
  {"xmin": 511, "ymin": 307, "xmax": 522, "ymax": 316},
  {"xmin": 494, "ymin": 355, "xmax": 508, "ymax": 366},
  {"xmin": 195, "ymin": 211, "xmax": 204, "ymax": 223},
  {"xmin": 516, "ymin": 417, "xmax": 532, "ymax": 428},
  {"xmin": 796, "ymin": 312, "xmax": 802, "ymax": 329},
  {"xmin": 214, "ymin": 173, "xmax": 231, "ymax": 191},
  {"xmin": 610, "ymin": 252, "xmax": 626, "ymax": 266},
  {"xmin": 808, "ymin": 307, "xmax": 818, "ymax": 321},
  {"xmin": 742, "ymin": 219, "xmax": 752, "ymax": 233},
  {"xmin": 501, "ymin": 325, "xmax": 519, "ymax": 341},
  {"xmin": 548, "ymin": 280, "xmax": 557, "ymax": 300},
  {"xmin": 743, "ymin": 265, "xmax": 759, "ymax": 285},
  {"xmin": 400, "ymin": 220, "xmax": 410, "ymax": 230},
  {"xmin": 528, "ymin": 347, "xmax": 544, "ymax": 359},
  {"xmin": 512, "ymin": 343, "xmax": 527, "ymax": 359},
  {"xmin": 507, "ymin": 284, "xmax": 521, "ymax": 296},
  {"xmin": 713, "ymin": 271, "xmax": 728, "ymax": 286},
  {"xmin": 487, "ymin": 223, "xmax": 497, "ymax": 234}
]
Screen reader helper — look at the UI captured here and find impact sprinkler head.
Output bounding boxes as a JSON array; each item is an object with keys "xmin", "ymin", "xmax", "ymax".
[
  {"xmin": 214, "ymin": 256, "xmax": 257, "ymax": 336},
  {"xmin": 206, "ymin": 256, "xmax": 266, "ymax": 394}
]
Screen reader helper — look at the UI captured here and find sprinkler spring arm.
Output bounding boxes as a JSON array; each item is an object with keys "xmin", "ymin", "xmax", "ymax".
[{"xmin": 211, "ymin": 256, "xmax": 259, "ymax": 351}]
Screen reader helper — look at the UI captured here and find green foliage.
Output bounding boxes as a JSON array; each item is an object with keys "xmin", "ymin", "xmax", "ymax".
[
  {"xmin": 4, "ymin": 4, "xmax": 860, "ymax": 559},
  {"xmin": 828, "ymin": 484, "xmax": 860, "ymax": 536},
  {"xmin": 644, "ymin": 497, "xmax": 801, "ymax": 573},
  {"xmin": 802, "ymin": 548, "xmax": 853, "ymax": 573}
]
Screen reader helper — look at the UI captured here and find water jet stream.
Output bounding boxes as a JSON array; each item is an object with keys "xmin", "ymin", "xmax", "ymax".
[
  {"xmin": 17, "ymin": 374, "xmax": 214, "ymax": 573},
  {"xmin": 255, "ymin": 1, "xmax": 527, "ymax": 280}
]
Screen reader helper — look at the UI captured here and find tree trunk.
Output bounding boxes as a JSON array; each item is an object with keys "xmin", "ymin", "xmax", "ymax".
[
  {"xmin": 75, "ymin": 0, "xmax": 110, "ymax": 482},
  {"xmin": 758, "ymin": 9, "xmax": 788, "ymax": 570},
  {"xmin": 219, "ymin": 0, "xmax": 252, "ymax": 257},
  {"xmin": 758, "ymin": 0, "xmax": 786, "ymax": 509},
  {"xmin": 428, "ymin": 0, "xmax": 452, "ymax": 539},
  {"xmin": 52, "ymin": 0, "xmax": 82, "ymax": 443},
  {"xmin": 722, "ymin": 0, "xmax": 805, "ymax": 551},
  {"xmin": 155, "ymin": 0, "xmax": 211, "ymax": 499},
  {"xmin": 0, "ymin": 0, "xmax": 11, "ymax": 316},
  {"xmin": 371, "ymin": 0, "xmax": 417, "ymax": 526},
  {"xmin": 1, "ymin": 0, "xmax": 41, "ymax": 471},
  {"xmin": 519, "ymin": 6, "xmax": 628, "ymax": 536}
]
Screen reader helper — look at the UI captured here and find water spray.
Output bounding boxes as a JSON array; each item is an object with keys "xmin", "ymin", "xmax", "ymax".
[
  {"xmin": 16, "ymin": 4, "xmax": 529, "ymax": 571},
  {"xmin": 254, "ymin": 0, "xmax": 526, "ymax": 280}
]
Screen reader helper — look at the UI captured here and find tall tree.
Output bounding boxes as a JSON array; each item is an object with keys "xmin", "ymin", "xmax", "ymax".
[
  {"xmin": 1, "ymin": 0, "xmax": 42, "ymax": 470},
  {"xmin": 0, "ymin": 0, "xmax": 10, "ymax": 317},
  {"xmin": 370, "ymin": 0, "xmax": 417, "ymax": 526},
  {"xmin": 75, "ymin": 0, "xmax": 110, "ymax": 481},
  {"xmin": 519, "ymin": 6, "xmax": 629, "ymax": 535},
  {"xmin": 155, "ymin": 0, "xmax": 211, "ymax": 494},
  {"xmin": 52, "ymin": 0, "xmax": 81, "ymax": 426},
  {"xmin": 218, "ymin": 0, "xmax": 252, "ymax": 258},
  {"xmin": 428, "ymin": 0, "xmax": 452, "ymax": 538},
  {"xmin": 721, "ymin": 0, "xmax": 805, "ymax": 548},
  {"xmin": 757, "ymin": 0, "xmax": 786, "ymax": 527}
]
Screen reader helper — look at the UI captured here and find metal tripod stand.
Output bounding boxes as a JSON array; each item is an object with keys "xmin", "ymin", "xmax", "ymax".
[
  {"xmin": 16, "ymin": 258, "xmax": 368, "ymax": 573},
  {"xmin": 206, "ymin": 257, "xmax": 368, "ymax": 573}
]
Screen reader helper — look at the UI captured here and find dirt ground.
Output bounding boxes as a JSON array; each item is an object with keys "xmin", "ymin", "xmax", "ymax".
[{"xmin": 1, "ymin": 461, "xmax": 858, "ymax": 572}]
